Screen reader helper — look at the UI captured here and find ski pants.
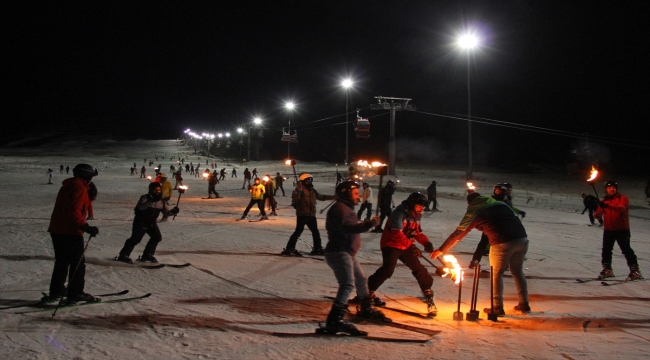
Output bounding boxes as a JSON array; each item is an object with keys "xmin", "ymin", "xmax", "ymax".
[
  {"xmin": 274, "ymin": 184, "xmax": 285, "ymax": 196},
  {"xmin": 426, "ymin": 197, "xmax": 438, "ymax": 210},
  {"xmin": 326, "ymin": 251, "xmax": 369, "ymax": 305},
  {"xmin": 208, "ymin": 184, "xmax": 219, "ymax": 197},
  {"xmin": 264, "ymin": 195, "xmax": 276, "ymax": 212},
  {"xmin": 374, "ymin": 206, "xmax": 392, "ymax": 231},
  {"xmin": 368, "ymin": 246, "xmax": 433, "ymax": 293},
  {"xmin": 286, "ymin": 216, "xmax": 322, "ymax": 250},
  {"xmin": 49, "ymin": 234, "xmax": 86, "ymax": 299},
  {"xmin": 489, "ymin": 237, "xmax": 529, "ymax": 308},
  {"xmin": 119, "ymin": 221, "xmax": 162, "ymax": 258},
  {"xmin": 242, "ymin": 178, "xmax": 251, "ymax": 189},
  {"xmin": 357, "ymin": 202, "xmax": 372, "ymax": 220},
  {"xmin": 243, "ymin": 199, "xmax": 266, "ymax": 217},
  {"xmin": 601, "ymin": 230, "xmax": 638, "ymax": 268}
]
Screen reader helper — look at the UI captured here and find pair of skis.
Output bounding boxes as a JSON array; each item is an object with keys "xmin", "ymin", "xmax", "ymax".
[
  {"xmin": 3, "ymin": 290, "xmax": 152, "ymax": 314},
  {"xmin": 576, "ymin": 278, "xmax": 647, "ymax": 286}
]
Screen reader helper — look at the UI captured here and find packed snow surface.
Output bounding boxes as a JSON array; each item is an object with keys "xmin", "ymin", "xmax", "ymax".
[{"xmin": 0, "ymin": 139, "xmax": 648, "ymax": 359}]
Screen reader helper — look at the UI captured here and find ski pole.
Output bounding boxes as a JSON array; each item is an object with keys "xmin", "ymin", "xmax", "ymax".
[
  {"xmin": 420, "ymin": 254, "xmax": 447, "ymax": 277},
  {"xmin": 52, "ymin": 234, "xmax": 94, "ymax": 318},
  {"xmin": 319, "ymin": 199, "xmax": 336, "ymax": 214}
]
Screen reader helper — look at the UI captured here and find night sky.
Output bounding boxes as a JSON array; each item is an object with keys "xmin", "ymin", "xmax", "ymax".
[{"xmin": 5, "ymin": 1, "xmax": 648, "ymax": 174}]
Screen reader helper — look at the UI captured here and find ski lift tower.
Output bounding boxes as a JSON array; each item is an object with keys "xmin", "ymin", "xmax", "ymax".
[{"xmin": 370, "ymin": 96, "xmax": 416, "ymax": 175}]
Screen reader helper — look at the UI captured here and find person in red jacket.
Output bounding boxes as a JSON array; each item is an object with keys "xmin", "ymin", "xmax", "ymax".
[
  {"xmin": 45, "ymin": 164, "xmax": 100, "ymax": 305},
  {"xmin": 365, "ymin": 192, "xmax": 437, "ymax": 316},
  {"xmin": 594, "ymin": 180, "xmax": 643, "ymax": 281}
]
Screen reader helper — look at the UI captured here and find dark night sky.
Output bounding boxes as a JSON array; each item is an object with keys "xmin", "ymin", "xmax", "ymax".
[{"xmin": 4, "ymin": 1, "xmax": 649, "ymax": 174}]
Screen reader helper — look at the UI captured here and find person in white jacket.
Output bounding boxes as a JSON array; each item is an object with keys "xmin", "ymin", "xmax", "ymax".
[{"xmin": 356, "ymin": 183, "xmax": 373, "ymax": 221}]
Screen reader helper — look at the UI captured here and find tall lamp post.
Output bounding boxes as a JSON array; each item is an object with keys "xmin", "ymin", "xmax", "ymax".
[
  {"xmin": 237, "ymin": 128, "xmax": 243, "ymax": 160},
  {"xmin": 247, "ymin": 117, "xmax": 262, "ymax": 161},
  {"xmin": 458, "ymin": 33, "xmax": 479, "ymax": 180},
  {"xmin": 341, "ymin": 79, "xmax": 353, "ymax": 165},
  {"xmin": 285, "ymin": 102, "xmax": 295, "ymax": 159}
]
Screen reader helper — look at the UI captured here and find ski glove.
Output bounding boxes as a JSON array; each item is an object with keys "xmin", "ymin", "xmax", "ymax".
[
  {"xmin": 423, "ymin": 242, "xmax": 434, "ymax": 253},
  {"xmin": 82, "ymin": 224, "xmax": 99, "ymax": 236},
  {"xmin": 519, "ymin": 211, "xmax": 526, "ymax": 218},
  {"xmin": 170, "ymin": 206, "xmax": 180, "ymax": 215},
  {"xmin": 597, "ymin": 201, "xmax": 608, "ymax": 209}
]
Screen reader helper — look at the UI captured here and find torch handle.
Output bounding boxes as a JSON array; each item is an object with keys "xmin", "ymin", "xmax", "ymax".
[
  {"xmin": 457, "ymin": 271, "xmax": 463, "ymax": 312},
  {"xmin": 173, "ymin": 193, "xmax": 183, "ymax": 220},
  {"xmin": 375, "ymin": 174, "xmax": 383, "ymax": 216},
  {"xmin": 590, "ymin": 183, "xmax": 599, "ymax": 199},
  {"xmin": 291, "ymin": 165, "xmax": 298, "ymax": 185}
]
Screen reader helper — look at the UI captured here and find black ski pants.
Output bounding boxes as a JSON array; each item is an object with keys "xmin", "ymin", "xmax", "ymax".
[
  {"xmin": 243, "ymin": 199, "xmax": 266, "ymax": 217},
  {"xmin": 374, "ymin": 206, "xmax": 392, "ymax": 231},
  {"xmin": 119, "ymin": 221, "xmax": 162, "ymax": 258},
  {"xmin": 357, "ymin": 202, "xmax": 372, "ymax": 220},
  {"xmin": 601, "ymin": 229, "xmax": 638, "ymax": 268},
  {"xmin": 274, "ymin": 184, "xmax": 285, "ymax": 196},
  {"xmin": 49, "ymin": 234, "xmax": 86, "ymax": 299},
  {"xmin": 208, "ymin": 183, "xmax": 219, "ymax": 197},
  {"xmin": 286, "ymin": 215, "xmax": 322, "ymax": 250},
  {"xmin": 368, "ymin": 246, "xmax": 433, "ymax": 293}
]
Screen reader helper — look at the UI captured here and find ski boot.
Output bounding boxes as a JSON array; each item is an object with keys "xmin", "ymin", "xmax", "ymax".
[
  {"xmin": 260, "ymin": 215, "xmax": 269, "ymax": 221},
  {"xmin": 270, "ymin": 211, "xmax": 277, "ymax": 216},
  {"xmin": 320, "ymin": 302, "xmax": 367, "ymax": 336},
  {"xmin": 513, "ymin": 302, "xmax": 531, "ymax": 313},
  {"xmin": 483, "ymin": 307, "xmax": 505, "ymax": 317},
  {"xmin": 357, "ymin": 297, "xmax": 391, "ymax": 322},
  {"xmin": 66, "ymin": 292, "xmax": 101, "ymax": 305},
  {"xmin": 137, "ymin": 255, "xmax": 159, "ymax": 263},
  {"xmin": 309, "ymin": 247, "xmax": 325, "ymax": 256},
  {"xmin": 423, "ymin": 289, "xmax": 438, "ymax": 317},
  {"xmin": 40, "ymin": 293, "xmax": 64, "ymax": 305},
  {"xmin": 115, "ymin": 255, "xmax": 134, "ymax": 264},
  {"xmin": 280, "ymin": 248, "xmax": 302, "ymax": 257},
  {"xmin": 626, "ymin": 266, "xmax": 644, "ymax": 281},
  {"xmin": 349, "ymin": 292, "xmax": 385, "ymax": 306},
  {"xmin": 598, "ymin": 267, "xmax": 614, "ymax": 280}
]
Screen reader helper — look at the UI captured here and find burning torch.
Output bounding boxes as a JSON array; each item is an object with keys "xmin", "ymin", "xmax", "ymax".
[
  {"xmin": 587, "ymin": 165, "xmax": 599, "ymax": 198},
  {"xmin": 285, "ymin": 159, "xmax": 298, "ymax": 185},
  {"xmin": 466, "ymin": 182, "xmax": 476, "ymax": 194},
  {"xmin": 173, "ymin": 185, "xmax": 187, "ymax": 220},
  {"xmin": 146, "ymin": 176, "xmax": 152, "ymax": 182},
  {"xmin": 374, "ymin": 162, "xmax": 388, "ymax": 216}
]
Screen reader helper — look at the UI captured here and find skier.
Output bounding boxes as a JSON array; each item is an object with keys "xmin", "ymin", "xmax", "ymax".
[
  {"xmin": 432, "ymin": 191, "xmax": 531, "ymax": 316},
  {"xmin": 115, "ymin": 182, "xmax": 180, "ymax": 264},
  {"xmin": 47, "ymin": 168, "xmax": 54, "ymax": 184},
  {"xmin": 321, "ymin": 180, "xmax": 389, "ymax": 336},
  {"xmin": 501, "ymin": 183, "xmax": 526, "ymax": 218},
  {"xmin": 173, "ymin": 170, "xmax": 183, "ymax": 189},
  {"xmin": 240, "ymin": 178, "xmax": 267, "ymax": 220},
  {"xmin": 158, "ymin": 173, "xmax": 173, "ymax": 221},
  {"xmin": 424, "ymin": 180, "xmax": 439, "ymax": 211},
  {"xmin": 207, "ymin": 171, "xmax": 220, "ymax": 198},
  {"xmin": 371, "ymin": 180, "xmax": 396, "ymax": 232},
  {"xmin": 593, "ymin": 180, "xmax": 643, "ymax": 281},
  {"xmin": 59, "ymin": 164, "xmax": 64, "ymax": 174},
  {"xmin": 231, "ymin": 167, "xmax": 237, "ymax": 178},
  {"xmin": 263, "ymin": 174, "xmax": 277, "ymax": 216},
  {"xmin": 281, "ymin": 173, "xmax": 335, "ymax": 256},
  {"xmin": 65, "ymin": 165, "xmax": 70, "ymax": 174},
  {"xmin": 365, "ymin": 192, "xmax": 437, "ymax": 315},
  {"xmin": 44, "ymin": 164, "xmax": 99, "ymax": 304},
  {"xmin": 140, "ymin": 166, "xmax": 146, "ymax": 178},
  {"xmin": 274, "ymin": 172, "xmax": 286, "ymax": 196},
  {"xmin": 219, "ymin": 168, "xmax": 226, "ymax": 181},
  {"xmin": 581, "ymin": 192, "xmax": 602, "ymax": 226},
  {"xmin": 242, "ymin": 168, "xmax": 252, "ymax": 189},
  {"xmin": 356, "ymin": 182, "xmax": 373, "ymax": 221}
]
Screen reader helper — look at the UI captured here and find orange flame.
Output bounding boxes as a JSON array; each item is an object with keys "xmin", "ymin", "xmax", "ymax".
[
  {"xmin": 357, "ymin": 160, "xmax": 387, "ymax": 168},
  {"xmin": 263, "ymin": 176, "xmax": 270, "ymax": 182},
  {"xmin": 179, "ymin": 185, "xmax": 188, "ymax": 190},
  {"xmin": 147, "ymin": 176, "xmax": 151, "ymax": 180},
  {"xmin": 203, "ymin": 173, "xmax": 209, "ymax": 178},
  {"xmin": 466, "ymin": 182, "xmax": 475, "ymax": 191},
  {"xmin": 285, "ymin": 160, "xmax": 292, "ymax": 165},
  {"xmin": 587, "ymin": 166, "xmax": 598, "ymax": 182},
  {"xmin": 441, "ymin": 255, "xmax": 464, "ymax": 284}
]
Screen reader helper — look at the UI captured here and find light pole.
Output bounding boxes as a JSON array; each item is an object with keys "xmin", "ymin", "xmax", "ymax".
[
  {"xmin": 458, "ymin": 33, "xmax": 478, "ymax": 180},
  {"xmin": 247, "ymin": 117, "xmax": 262, "ymax": 161},
  {"xmin": 341, "ymin": 79, "xmax": 353, "ymax": 165},
  {"xmin": 285, "ymin": 102, "xmax": 295, "ymax": 159},
  {"xmin": 237, "ymin": 128, "xmax": 243, "ymax": 160}
]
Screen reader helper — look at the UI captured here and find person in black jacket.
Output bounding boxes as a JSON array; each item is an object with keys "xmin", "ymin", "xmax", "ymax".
[
  {"xmin": 581, "ymin": 192, "xmax": 602, "ymax": 226},
  {"xmin": 371, "ymin": 180, "xmax": 396, "ymax": 232},
  {"xmin": 321, "ymin": 181, "xmax": 386, "ymax": 336},
  {"xmin": 115, "ymin": 182, "xmax": 179, "ymax": 264},
  {"xmin": 432, "ymin": 192, "xmax": 531, "ymax": 316}
]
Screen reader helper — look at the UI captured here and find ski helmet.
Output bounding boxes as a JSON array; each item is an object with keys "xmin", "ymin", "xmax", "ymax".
[
  {"xmin": 405, "ymin": 192, "xmax": 428, "ymax": 208},
  {"xmin": 148, "ymin": 182, "xmax": 162, "ymax": 192},
  {"xmin": 299, "ymin": 173, "xmax": 313, "ymax": 182},
  {"xmin": 493, "ymin": 184, "xmax": 507, "ymax": 193},
  {"xmin": 501, "ymin": 182, "xmax": 513, "ymax": 189},
  {"xmin": 73, "ymin": 164, "xmax": 98, "ymax": 179},
  {"xmin": 603, "ymin": 180, "xmax": 618, "ymax": 189},
  {"xmin": 335, "ymin": 180, "xmax": 360, "ymax": 199}
]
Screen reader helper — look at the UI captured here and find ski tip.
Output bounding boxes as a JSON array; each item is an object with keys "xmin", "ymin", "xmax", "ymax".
[
  {"xmin": 142, "ymin": 293, "xmax": 153, "ymax": 298},
  {"xmin": 117, "ymin": 290, "xmax": 129, "ymax": 295},
  {"xmin": 601, "ymin": 282, "xmax": 609, "ymax": 286}
]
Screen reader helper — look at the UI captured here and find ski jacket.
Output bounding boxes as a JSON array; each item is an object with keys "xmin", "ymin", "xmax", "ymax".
[
  {"xmin": 504, "ymin": 196, "xmax": 523, "ymax": 215},
  {"xmin": 161, "ymin": 180, "xmax": 173, "ymax": 198},
  {"xmin": 133, "ymin": 194, "xmax": 172, "ymax": 225},
  {"xmin": 582, "ymin": 195, "xmax": 599, "ymax": 213},
  {"xmin": 426, "ymin": 183, "xmax": 437, "ymax": 197},
  {"xmin": 361, "ymin": 187, "xmax": 372, "ymax": 203},
  {"xmin": 378, "ymin": 186, "xmax": 395, "ymax": 210},
  {"xmin": 325, "ymin": 200, "xmax": 375, "ymax": 256},
  {"xmin": 208, "ymin": 174, "xmax": 218, "ymax": 185},
  {"xmin": 275, "ymin": 175, "xmax": 284, "ymax": 186},
  {"xmin": 291, "ymin": 184, "xmax": 335, "ymax": 217},
  {"xmin": 438, "ymin": 196, "xmax": 527, "ymax": 254},
  {"xmin": 48, "ymin": 177, "xmax": 91, "ymax": 236},
  {"xmin": 249, "ymin": 183, "xmax": 265, "ymax": 200},
  {"xmin": 594, "ymin": 193, "xmax": 629, "ymax": 231},
  {"xmin": 244, "ymin": 170, "xmax": 251, "ymax": 179},
  {"xmin": 264, "ymin": 181, "xmax": 275, "ymax": 198},
  {"xmin": 380, "ymin": 203, "xmax": 430, "ymax": 250}
]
